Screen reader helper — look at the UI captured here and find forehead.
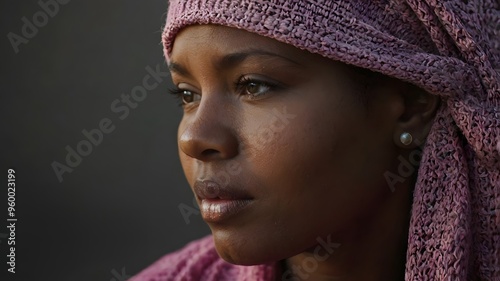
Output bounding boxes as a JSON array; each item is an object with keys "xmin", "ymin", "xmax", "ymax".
[{"xmin": 170, "ymin": 25, "xmax": 312, "ymax": 63}]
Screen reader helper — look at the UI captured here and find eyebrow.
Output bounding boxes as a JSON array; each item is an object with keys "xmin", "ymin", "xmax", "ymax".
[
  {"xmin": 168, "ymin": 62, "xmax": 190, "ymax": 76},
  {"xmin": 168, "ymin": 49, "xmax": 302, "ymax": 76}
]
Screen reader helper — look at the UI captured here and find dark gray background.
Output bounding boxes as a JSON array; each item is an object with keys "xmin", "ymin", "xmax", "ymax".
[{"xmin": 0, "ymin": 1, "xmax": 210, "ymax": 280}]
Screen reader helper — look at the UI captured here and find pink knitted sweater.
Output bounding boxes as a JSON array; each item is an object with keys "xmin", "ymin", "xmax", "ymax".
[{"xmin": 133, "ymin": 0, "xmax": 499, "ymax": 280}]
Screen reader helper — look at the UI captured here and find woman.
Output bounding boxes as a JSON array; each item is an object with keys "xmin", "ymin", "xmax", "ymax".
[{"xmin": 131, "ymin": 0, "xmax": 499, "ymax": 280}]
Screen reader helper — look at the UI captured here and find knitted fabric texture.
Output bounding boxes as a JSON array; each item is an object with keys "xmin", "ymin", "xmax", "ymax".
[{"xmin": 141, "ymin": 0, "xmax": 499, "ymax": 280}]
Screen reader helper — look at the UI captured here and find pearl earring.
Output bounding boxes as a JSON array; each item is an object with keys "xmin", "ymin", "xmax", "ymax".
[{"xmin": 400, "ymin": 132, "xmax": 413, "ymax": 146}]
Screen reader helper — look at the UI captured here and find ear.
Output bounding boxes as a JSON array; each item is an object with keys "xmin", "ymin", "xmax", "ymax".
[{"xmin": 393, "ymin": 84, "xmax": 440, "ymax": 149}]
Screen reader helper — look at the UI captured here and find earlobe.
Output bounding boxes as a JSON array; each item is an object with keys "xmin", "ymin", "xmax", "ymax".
[{"xmin": 393, "ymin": 86, "xmax": 440, "ymax": 149}]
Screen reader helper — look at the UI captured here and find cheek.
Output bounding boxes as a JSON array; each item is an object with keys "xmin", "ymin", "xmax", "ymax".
[
  {"xmin": 246, "ymin": 94, "xmax": 369, "ymax": 191},
  {"xmin": 242, "ymin": 96, "xmax": 391, "ymax": 249}
]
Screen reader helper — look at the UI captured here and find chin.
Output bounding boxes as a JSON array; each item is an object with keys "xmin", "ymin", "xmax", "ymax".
[
  {"xmin": 216, "ymin": 250, "xmax": 256, "ymax": 265},
  {"xmin": 214, "ymin": 246, "xmax": 258, "ymax": 265},
  {"xmin": 213, "ymin": 239, "xmax": 264, "ymax": 265},
  {"xmin": 211, "ymin": 231, "xmax": 283, "ymax": 266}
]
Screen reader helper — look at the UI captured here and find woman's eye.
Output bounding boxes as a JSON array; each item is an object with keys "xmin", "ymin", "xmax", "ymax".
[
  {"xmin": 245, "ymin": 82, "xmax": 271, "ymax": 96},
  {"xmin": 180, "ymin": 90, "xmax": 201, "ymax": 104},
  {"xmin": 237, "ymin": 78, "xmax": 279, "ymax": 99},
  {"xmin": 168, "ymin": 88, "xmax": 201, "ymax": 106}
]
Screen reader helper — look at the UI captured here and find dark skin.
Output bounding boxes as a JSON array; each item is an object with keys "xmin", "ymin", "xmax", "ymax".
[{"xmin": 169, "ymin": 25, "xmax": 439, "ymax": 281}]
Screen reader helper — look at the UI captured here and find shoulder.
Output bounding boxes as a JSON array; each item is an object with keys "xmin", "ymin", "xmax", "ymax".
[{"xmin": 129, "ymin": 235, "xmax": 276, "ymax": 281}]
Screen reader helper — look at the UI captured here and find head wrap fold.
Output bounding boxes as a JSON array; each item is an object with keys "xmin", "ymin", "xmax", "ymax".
[{"xmin": 163, "ymin": 1, "xmax": 500, "ymax": 279}]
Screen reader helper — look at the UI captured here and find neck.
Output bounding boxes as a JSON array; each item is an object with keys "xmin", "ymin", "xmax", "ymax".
[{"xmin": 279, "ymin": 183, "xmax": 412, "ymax": 281}]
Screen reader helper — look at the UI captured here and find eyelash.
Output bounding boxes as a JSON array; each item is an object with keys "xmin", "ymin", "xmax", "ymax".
[
  {"xmin": 168, "ymin": 87, "xmax": 193, "ymax": 107},
  {"xmin": 168, "ymin": 77, "xmax": 280, "ymax": 107}
]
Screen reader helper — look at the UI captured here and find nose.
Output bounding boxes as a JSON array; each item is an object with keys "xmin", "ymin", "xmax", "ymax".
[{"xmin": 178, "ymin": 103, "xmax": 239, "ymax": 162}]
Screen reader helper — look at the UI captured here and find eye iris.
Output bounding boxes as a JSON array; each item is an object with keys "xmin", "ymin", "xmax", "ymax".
[
  {"xmin": 247, "ymin": 82, "xmax": 261, "ymax": 95},
  {"xmin": 182, "ymin": 90, "xmax": 193, "ymax": 103}
]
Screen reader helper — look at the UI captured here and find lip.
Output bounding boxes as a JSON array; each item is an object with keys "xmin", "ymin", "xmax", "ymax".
[
  {"xmin": 200, "ymin": 199, "xmax": 253, "ymax": 222},
  {"xmin": 194, "ymin": 180, "xmax": 253, "ymax": 223}
]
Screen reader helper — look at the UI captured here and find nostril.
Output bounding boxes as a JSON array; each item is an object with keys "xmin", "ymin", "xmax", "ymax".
[{"xmin": 201, "ymin": 149, "xmax": 219, "ymax": 157}]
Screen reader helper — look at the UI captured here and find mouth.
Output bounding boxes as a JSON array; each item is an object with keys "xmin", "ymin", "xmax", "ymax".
[{"xmin": 194, "ymin": 180, "xmax": 253, "ymax": 223}]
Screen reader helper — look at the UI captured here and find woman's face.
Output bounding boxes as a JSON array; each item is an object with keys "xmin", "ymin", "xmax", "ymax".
[{"xmin": 169, "ymin": 25, "xmax": 404, "ymax": 265}]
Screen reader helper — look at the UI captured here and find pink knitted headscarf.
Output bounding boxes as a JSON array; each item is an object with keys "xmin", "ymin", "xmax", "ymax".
[{"xmin": 163, "ymin": 1, "xmax": 500, "ymax": 280}]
